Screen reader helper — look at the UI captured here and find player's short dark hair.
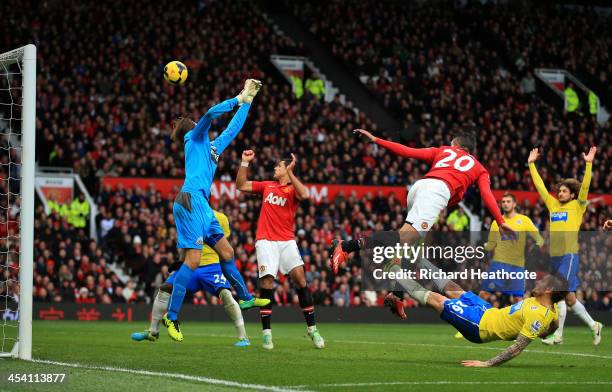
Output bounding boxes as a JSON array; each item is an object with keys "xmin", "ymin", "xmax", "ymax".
[
  {"xmin": 556, "ymin": 179, "xmax": 580, "ymax": 199},
  {"xmin": 502, "ymin": 192, "xmax": 517, "ymax": 202},
  {"xmin": 277, "ymin": 156, "xmax": 293, "ymax": 169},
  {"xmin": 171, "ymin": 115, "xmax": 195, "ymax": 142},
  {"xmin": 451, "ymin": 131, "xmax": 476, "ymax": 155},
  {"xmin": 543, "ymin": 274, "xmax": 569, "ymax": 303}
]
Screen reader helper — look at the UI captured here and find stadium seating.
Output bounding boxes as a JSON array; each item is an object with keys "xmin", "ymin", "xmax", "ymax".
[
  {"xmin": 291, "ymin": 0, "xmax": 610, "ymax": 194},
  {"xmin": 1, "ymin": 0, "xmax": 609, "ymax": 309}
]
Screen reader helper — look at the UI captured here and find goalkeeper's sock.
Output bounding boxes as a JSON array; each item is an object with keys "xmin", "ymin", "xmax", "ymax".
[
  {"xmin": 167, "ymin": 263, "xmax": 194, "ymax": 321},
  {"xmin": 556, "ymin": 300, "xmax": 567, "ymax": 337},
  {"xmin": 220, "ymin": 289, "xmax": 247, "ymax": 340},
  {"xmin": 388, "ymin": 264, "xmax": 431, "ymax": 306},
  {"xmin": 259, "ymin": 288, "xmax": 274, "ymax": 330},
  {"xmin": 296, "ymin": 286, "xmax": 316, "ymax": 328},
  {"xmin": 221, "ymin": 259, "xmax": 253, "ymax": 302},
  {"xmin": 569, "ymin": 300, "xmax": 596, "ymax": 329},
  {"xmin": 150, "ymin": 290, "xmax": 170, "ymax": 334}
]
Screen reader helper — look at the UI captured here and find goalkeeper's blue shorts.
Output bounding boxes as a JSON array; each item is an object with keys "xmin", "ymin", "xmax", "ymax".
[
  {"xmin": 173, "ymin": 191, "xmax": 225, "ymax": 250},
  {"xmin": 165, "ymin": 263, "xmax": 231, "ymax": 295}
]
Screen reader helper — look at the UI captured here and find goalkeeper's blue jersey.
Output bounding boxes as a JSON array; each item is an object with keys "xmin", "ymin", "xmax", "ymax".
[{"xmin": 181, "ymin": 97, "xmax": 250, "ymax": 198}]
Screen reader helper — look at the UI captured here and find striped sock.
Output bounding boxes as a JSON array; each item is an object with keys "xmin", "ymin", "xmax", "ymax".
[
  {"xmin": 259, "ymin": 288, "xmax": 274, "ymax": 330},
  {"xmin": 297, "ymin": 286, "xmax": 316, "ymax": 327}
]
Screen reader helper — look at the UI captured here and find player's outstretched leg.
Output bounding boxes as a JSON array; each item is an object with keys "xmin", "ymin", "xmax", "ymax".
[
  {"xmin": 332, "ymin": 227, "xmax": 421, "ymax": 274},
  {"xmin": 131, "ymin": 288, "xmax": 170, "ymax": 342},
  {"xmin": 387, "ymin": 263, "xmax": 433, "ymax": 306},
  {"xmin": 542, "ymin": 300, "xmax": 566, "ymax": 345},
  {"xmin": 218, "ymin": 288, "xmax": 250, "ymax": 347},
  {"xmin": 219, "ymin": 260, "xmax": 269, "ymax": 310}
]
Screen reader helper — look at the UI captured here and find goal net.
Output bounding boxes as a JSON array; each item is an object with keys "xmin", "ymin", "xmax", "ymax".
[{"xmin": 0, "ymin": 45, "xmax": 36, "ymax": 360}]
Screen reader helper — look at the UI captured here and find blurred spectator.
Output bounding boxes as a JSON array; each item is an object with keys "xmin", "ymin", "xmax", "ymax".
[{"xmin": 447, "ymin": 207, "xmax": 469, "ymax": 231}]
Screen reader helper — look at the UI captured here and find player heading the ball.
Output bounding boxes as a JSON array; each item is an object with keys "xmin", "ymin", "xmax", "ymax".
[{"xmin": 331, "ymin": 129, "xmax": 515, "ymax": 317}]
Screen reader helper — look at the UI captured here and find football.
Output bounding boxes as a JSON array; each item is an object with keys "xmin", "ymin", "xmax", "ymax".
[{"xmin": 163, "ymin": 60, "xmax": 188, "ymax": 85}]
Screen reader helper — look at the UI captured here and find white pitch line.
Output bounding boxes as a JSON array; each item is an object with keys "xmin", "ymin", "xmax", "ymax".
[
  {"xmin": 287, "ymin": 381, "xmax": 612, "ymax": 389},
  {"xmin": 335, "ymin": 339, "xmax": 612, "ymax": 360},
  {"xmin": 187, "ymin": 331, "xmax": 612, "ymax": 360},
  {"xmin": 30, "ymin": 359, "xmax": 310, "ymax": 392}
]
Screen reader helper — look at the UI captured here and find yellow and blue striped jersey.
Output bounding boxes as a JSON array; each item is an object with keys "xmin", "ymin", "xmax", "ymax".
[
  {"xmin": 199, "ymin": 210, "xmax": 231, "ymax": 266},
  {"xmin": 485, "ymin": 213, "xmax": 544, "ymax": 267},
  {"xmin": 528, "ymin": 162, "xmax": 591, "ymax": 257},
  {"xmin": 479, "ymin": 297, "xmax": 558, "ymax": 342}
]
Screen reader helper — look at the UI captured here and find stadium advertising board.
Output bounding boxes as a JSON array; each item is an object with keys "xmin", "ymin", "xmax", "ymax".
[
  {"xmin": 101, "ymin": 177, "xmax": 409, "ymax": 205},
  {"xmin": 102, "ymin": 177, "xmax": 612, "ymax": 206},
  {"xmin": 35, "ymin": 176, "xmax": 74, "ymax": 204}
]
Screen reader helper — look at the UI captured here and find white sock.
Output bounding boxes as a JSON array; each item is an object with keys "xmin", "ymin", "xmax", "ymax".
[
  {"xmin": 389, "ymin": 264, "xmax": 431, "ymax": 305},
  {"xmin": 416, "ymin": 257, "xmax": 449, "ymax": 293},
  {"xmin": 307, "ymin": 325, "xmax": 316, "ymax": 333},
  {"xmin": 150, "ymin": 290, "xmax": 170, "ymax": 334},
  {"xmin": 556, "ymin": 300, "xmax": 567, "ymax": 337},
  {"xmin": 263, "ymin": 329, "xmax": 272, "ymax": 336},
  {"xmin": 220, "ymin": 289, "xmax": 247, "ymax": 339},
  {"xmin": 569, "ymin": 300, "xmax": 596, "ymax": 329}
]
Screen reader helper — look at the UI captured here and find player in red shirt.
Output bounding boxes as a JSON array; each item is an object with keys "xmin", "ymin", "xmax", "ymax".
[
  {"xmin": 331, "ymin": 129, "xmax": 515, "ymax": 315},
  {"xmin": 236, "ymin": 150, "xmax": 324, "ymax": 350}
]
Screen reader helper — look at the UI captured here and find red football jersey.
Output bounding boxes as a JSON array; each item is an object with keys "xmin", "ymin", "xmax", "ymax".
[
  {"xmin": 423, "ymin": 146, "xmax": 488, "ymax": 205},
  {"xmin": 251, "ymin": 181, "xmax": 298, "ymax": 241},
  {"xmin": 375, "ymin": 139, "xmax": 505, "ymax": 225}
]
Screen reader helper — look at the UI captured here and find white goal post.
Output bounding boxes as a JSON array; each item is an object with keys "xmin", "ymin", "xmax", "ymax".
[{"xmin": 0, "ymin": 44, "xmax": 36, "ymax": 360}]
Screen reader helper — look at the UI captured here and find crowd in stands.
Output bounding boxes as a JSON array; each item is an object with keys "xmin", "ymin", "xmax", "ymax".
[
  {"xmin": 292, "ymin": 0, "xmax": 610, "ymax": 197},
  {"xmin": 0, "ymin": 0, "xmax": 609, "ymax": 310},
  {"xmin": 28, "ymin": 182, "xmax": 611, "ymax": 310}
]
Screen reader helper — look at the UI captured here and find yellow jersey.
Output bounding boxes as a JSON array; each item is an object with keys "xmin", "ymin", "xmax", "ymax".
[
  {"xmin": 485, "ymin": 213, "xmax": 544, "ymax": 267},
  {"xmin": 479, "ymin": 297, "xmax": 558, "ymax": 342},
  {"xmin": 528, "ymin": 162, "xmax": 591, "ymax": 257},
  {"xmin": 199, "ymin": 210, "xmax": 231, "ymax": 266}
]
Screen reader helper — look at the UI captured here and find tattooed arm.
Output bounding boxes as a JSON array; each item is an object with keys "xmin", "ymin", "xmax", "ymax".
[{"xmin": 461, "ymin": 334, "xmax": 532, "ymax": 367}]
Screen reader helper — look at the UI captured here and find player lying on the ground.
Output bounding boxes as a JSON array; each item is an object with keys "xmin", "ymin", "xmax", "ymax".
[
  {"xmin": 386, "ymin": 259, "xmax": 566, "ymax": 367},
  {"xmin": 528, "ymin": 146, "xmax": 603, "ymax": 346},
  {"xmin": 454, "ymin": 192, "xmax": 544, "ymax": 339},
  {"xmin": 236, "ymin": 150, "xmax": 324, "ymax": 349},
  {"xmin": 332, "ymin": 128, "xmax": 515, "ymax": 315},
  {"xmin": 165, "ymin": 79, "xmax": 264, "ymax": 342},
  {"xmin": 131, "ymin": 210, "xmax": 254, "ymax": 346}
]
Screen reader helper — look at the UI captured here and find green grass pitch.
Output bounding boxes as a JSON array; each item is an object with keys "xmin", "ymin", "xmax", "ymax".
[{"xmin": 1, "ymin": 321, "xmax": 610, "ymax": 391}]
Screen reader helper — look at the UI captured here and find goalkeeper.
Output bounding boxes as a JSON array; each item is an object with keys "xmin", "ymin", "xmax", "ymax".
[
  {"xmin": 131, "ymin": 210, "xmax": 266, "ymax": 346},
  {"xmin": 166, "ymin": 79, "xmax": 263, "ymax": 341}
]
